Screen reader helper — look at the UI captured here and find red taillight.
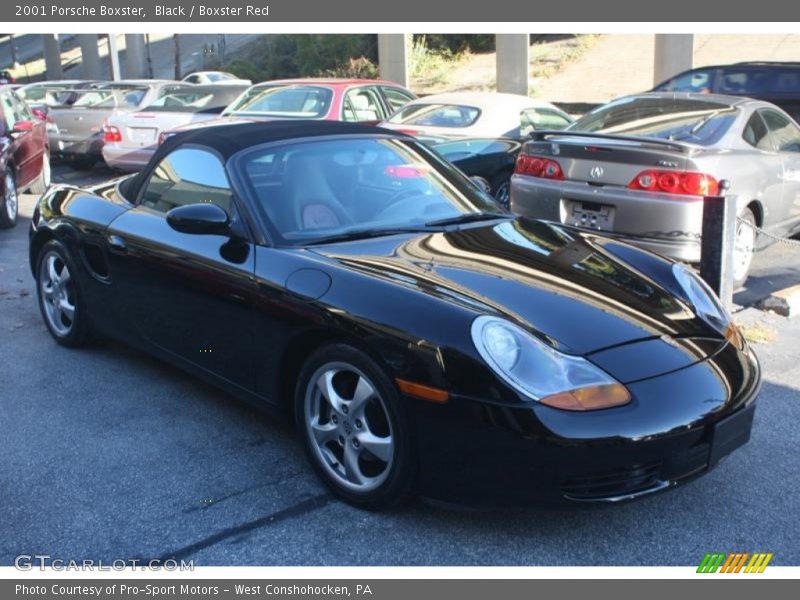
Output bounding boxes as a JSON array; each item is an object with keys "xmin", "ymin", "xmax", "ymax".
[
  {"xmin": 514, "ymin": 154, "xmax": 563, "ymax": 180},
  {"xmin": 31, "ymin": 106, "xmax": 48, "ymax": 122},
  {"xmin": 628, "ymin": 170, "xmax": 719, "ymax": 197},
  {"xmin": 103, "ymin": 126, "xmax": 122, "ymax": 143}
]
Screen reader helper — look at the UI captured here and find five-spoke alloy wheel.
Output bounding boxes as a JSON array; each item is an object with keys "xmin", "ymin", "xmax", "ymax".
[
  {"xmin": 296, "ymin": 345, "xmax": 415, "ymax": 508},
  {"xmin": 36, "ymin": 241, "xmax": 90, "ymax": 346}
]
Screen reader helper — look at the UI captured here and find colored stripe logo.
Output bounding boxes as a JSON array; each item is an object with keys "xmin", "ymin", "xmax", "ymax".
[{"xmin": 697, "ymin": 552, "xmax": 773, "ymax": 573}]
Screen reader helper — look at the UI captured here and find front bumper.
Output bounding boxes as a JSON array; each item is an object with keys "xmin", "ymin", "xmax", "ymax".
[
  {"xmin": 510, "ymin": 175, "xmax": 704, "ymax": 262},
  {"xmin": 410, "ymin": 340, "xmax": 760, "ymax": 506}
]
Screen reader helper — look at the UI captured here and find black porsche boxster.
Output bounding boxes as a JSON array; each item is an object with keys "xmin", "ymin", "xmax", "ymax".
[{"xmin": 29, "ymin": 121, "xmax": 760, "ymax": 508}]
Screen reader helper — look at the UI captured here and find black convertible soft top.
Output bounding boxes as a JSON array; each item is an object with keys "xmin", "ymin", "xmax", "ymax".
[
  {"xmin": 121, "ymin": 120, "xmax": 396, "ymax": 201},
  {"xmin": 159, "ymin": 119, "xmax": 392, "ymax": 159}
]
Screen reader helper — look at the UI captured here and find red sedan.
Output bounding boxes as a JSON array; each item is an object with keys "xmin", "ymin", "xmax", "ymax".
[
  {"xmin": 1, "ymin": 85, "xmax": 50, "ymax": 228},
  {"xmin": 159, "ymin": 78, "xmax": 416, "ymax": 142}
]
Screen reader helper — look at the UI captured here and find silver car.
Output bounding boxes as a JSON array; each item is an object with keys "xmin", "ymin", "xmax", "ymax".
[
  {"xmin": 102, "ymin": 83, "xmax": 248, "ymax": 172},
  {"xmin": 49, "ymin": 80, "xmax": 181, "ymax": 170},
  {"xmin": 510, "ymin": 92, "xmax": 800, "ymax": 285}
]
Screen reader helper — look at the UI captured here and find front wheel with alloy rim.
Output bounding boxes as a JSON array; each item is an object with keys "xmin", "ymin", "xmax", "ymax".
[
  {"xmin": 36, "ymin": 240, "xmax": 92, "ymax": 347},
  {"xmin": 295, "ymin": 344, "xmax": 416, "ymax": 509},
  {"xmin": 733, "ymin": 208, "xmax": 757, "ymax": 289},
  {"xmin": 0, "ymin": 170, "xmax": 18, "ymax": 229}
]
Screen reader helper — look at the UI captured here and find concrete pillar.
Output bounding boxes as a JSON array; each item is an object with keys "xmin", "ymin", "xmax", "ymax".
[
  {"xmin": 42, "ymin": 34, "xmax": 63, "ymax": 81},
  {"xmin": 653, "ymin": 34, "xmax": 694, "ymax": 87},
  {"xmin": 107, "ymin": 34, "xmax": 122, "ymax": 81},
  {"xmin": 378, "ymin": 34, "xmax": 409, "ymax": 88},
  {"xmin": 124, "ymin": 34, "xmax": 147, "ymax": 79},
  {"xmin": 496, "ymin": 34, "xmax": 530, "ymax": 96},
  {"xmin": 78, "ymin": 34, "xmax": 102, "ymax": 80}
]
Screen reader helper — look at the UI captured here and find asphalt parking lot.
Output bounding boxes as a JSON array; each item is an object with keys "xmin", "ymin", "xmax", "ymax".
[{"xmin": 1, "ymin": 164, "xmax": 799, "ymax": 566}]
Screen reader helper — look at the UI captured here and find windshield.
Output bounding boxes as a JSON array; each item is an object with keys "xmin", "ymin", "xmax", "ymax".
[
  {"xmin": 223, "ymin": 85, "xmax": 333, "ymax": 119},
  {"xmin": 206, "ymin": 72, "xmax": 235, "ymax": 82},
  {"xmin": 235, "ymin": 136, "xmax": 501, "ymax": 246},
  {"xmin": 387, "ymin": 103, "xmax": 481, "ymax": 128},
  {"xmin": 568, "ymin": 97, "xmax": 739, "ymax": 145},
  {"xmin": 67, "ymin": 87, "xmax": 148, "ymax": 109}
]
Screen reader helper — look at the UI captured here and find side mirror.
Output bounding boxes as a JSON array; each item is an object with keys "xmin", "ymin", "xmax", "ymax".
[
  {"xmin": 11, "ymin": 120, "xmax": 35, "ymax": 133},
  {"xmin": 470, "ymin": 176, "xmax": 492, "ymax": 194},
  {"xmin": 166, "ymin": 203, "xmax": 230, "ymax": 235}
]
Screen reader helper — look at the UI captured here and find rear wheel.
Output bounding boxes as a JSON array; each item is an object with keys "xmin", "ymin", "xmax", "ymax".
[
  {"xmin": 0, "ymin": 170, "xmax": 18, "ymax": 229},
  {"xmin": 27, "ymin": 148, "xmax": 51, "ymax": 195},
  {"xmin": 733, "ymin": 208, "xmax": 756, "ymax": 289},
  {"xmin": 36, "ymin": 240, "xmax": 92, "ymax": 347},
  {"xmin": 491, "ymin": 171, "xmax": 512, "ymax": 210},
  {"xmin": 295, "ymin": 344, "xmax": 416, "ymax": 509}
]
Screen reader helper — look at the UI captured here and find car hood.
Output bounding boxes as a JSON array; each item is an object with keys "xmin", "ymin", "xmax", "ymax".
[{"xmin": 309, "ymin": 218, "xmax": 723, "ymax": 356}]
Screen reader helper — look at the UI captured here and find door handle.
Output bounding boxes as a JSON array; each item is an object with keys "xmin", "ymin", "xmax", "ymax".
[{"xmin": 106, "ymin": 234, "xmax": 127, "ymax": 253}]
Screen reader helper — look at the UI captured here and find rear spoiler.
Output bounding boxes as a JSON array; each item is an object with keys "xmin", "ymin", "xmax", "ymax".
[{"xmin": 529, "ymin": 130, "xmax": 697, "ymax": 155}]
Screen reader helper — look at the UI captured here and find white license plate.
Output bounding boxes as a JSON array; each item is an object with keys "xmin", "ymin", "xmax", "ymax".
[
  {"xmin": 128, "ymin": 128, "xmax": 156, "ymax": 145},
  {"xmin": 566, "ymin": 201, "xmax": 615, "ymax": 230}
]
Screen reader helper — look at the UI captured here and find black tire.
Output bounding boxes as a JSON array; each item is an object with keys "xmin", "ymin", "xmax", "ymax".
[
  {"xmin": 70, "ymin": 156, "xmax": 96, "ymax": 171},
  {"xmin": 294, "ymin": 343, "xmax": 416, "ymax": 509},
  {"xmin": 0, "ymin": 168, "xmax": 18, "ymax": 229},
  {"xmin": 491, "ymin": 170, "xmax": 512, "ymax": 210},
  {"xmin": 27, "ymin": 148, "xmax": 51, "ymax": 195},
  {"xmin": 35, "ymin": 239, "xmax": 92, "ymax": 347},
  {"xmin": 733, "ymin": 207, "xmax": 756, "ymax": 290}
]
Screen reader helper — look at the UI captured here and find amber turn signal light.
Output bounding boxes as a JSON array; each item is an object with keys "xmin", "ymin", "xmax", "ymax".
[
  {"xmin": 539, "ymin": 383, "xmax": 631, "ymax": 411},
  {"xmin": 395, "ymin": 378, "xmax": 449, "ymax": 404}
]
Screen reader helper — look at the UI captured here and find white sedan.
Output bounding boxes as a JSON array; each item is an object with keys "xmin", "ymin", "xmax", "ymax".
[
  {"xmin": 380, "ymin": 92, "xmax": 572, "ymax": 140},
  {"xmin": 181, "ymin": 71, "xmax": 252, "ymax": 86}
]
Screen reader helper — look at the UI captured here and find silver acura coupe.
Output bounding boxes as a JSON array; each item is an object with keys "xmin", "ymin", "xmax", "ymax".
[{"xmin": 509, "ymin": 92, "xmax": 800, "ymax": 285}]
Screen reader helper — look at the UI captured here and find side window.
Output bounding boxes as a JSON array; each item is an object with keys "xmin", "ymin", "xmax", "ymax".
[
  {"xmin": 380, "ymin": 86, "xmax": 415, "ymax": 115},
  {"xmin": 742, "ymin": 112, "xmax": 772, "ymax": 150},
  {"xmin": 342, "ymin": 88, "xmax": 382, "ymax": 122},
  {"xmin": 520, "ymin": 108, "xmax": 572, "ymax": 136},
  {"xmin": 11, "ymin": 92, "xmax": 33, "ymax": 120},
  {"xmin": 761, "ymin": 109, "xmax": 800, "ymax": 153},
  {"xmin": 185, "ymin": 75, "xmax": 200, "ymax": 84},
  {"xmin": 769, "ymin": 69, "xmax": 800, "ymax": 93},
  {"xmin": 658, "ymin": 69, "xmax": 713, "ymax": 93},
  {"xmin": 139, "ymin": 148, "xmax": 234, "ymax": 214},
  {"xmin": 0, "ymin": 92, "xmax": 27, "ymax": 129},
  {"xmin": 719, "ymin": 69, "xmax": 769, "ymax": 95}
]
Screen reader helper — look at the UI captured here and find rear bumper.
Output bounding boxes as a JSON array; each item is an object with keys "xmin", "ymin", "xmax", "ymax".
[
  {"xmin": 51, "ymin": 133, "xmax": 104, "ymax": 159},
  {"xmin": 101, "ymin": 144, "xmax": 153, "ymax": 172},
  {"xmin": 510, "ymin": 175, "xmax": 704, "ymax": 262}
]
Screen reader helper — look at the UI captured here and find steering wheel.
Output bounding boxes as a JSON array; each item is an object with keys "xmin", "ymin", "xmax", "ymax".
[{"xmin": 375, "ymin": 190, "xmax": 454, "ymax": 222}]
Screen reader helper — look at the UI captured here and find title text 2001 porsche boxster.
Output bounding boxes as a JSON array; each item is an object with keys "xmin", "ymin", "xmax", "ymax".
[{"xmin": 29, "ymin": 121, "xmax": 759, "ymax": 508}]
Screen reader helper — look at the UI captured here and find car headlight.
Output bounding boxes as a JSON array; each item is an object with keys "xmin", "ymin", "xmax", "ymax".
[
  {"xmin": 471, "ymin": 316, "xmax": 630, "ymax": 411},
  {"xmin": 672, "ymin": 263, "xmax": 730, "ymax": 331}
]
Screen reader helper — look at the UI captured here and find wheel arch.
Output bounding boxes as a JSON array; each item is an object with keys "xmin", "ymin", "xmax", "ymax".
[
  {"xmin": 745, "ymin": 199, "xmax": 763, "ymax": 228},
  {"xmin": 277, "ymin": 327, "xmax": 399, "ymax": 423}
]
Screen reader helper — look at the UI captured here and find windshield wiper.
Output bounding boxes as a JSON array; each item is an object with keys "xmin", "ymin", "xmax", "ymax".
[
  {"xmin": 304, "ymin": 227, "xmax": 432, "ymax": 246},
  {"xmin": 425, "ymin": 212, "xmax": 509, "ymax": 228}
]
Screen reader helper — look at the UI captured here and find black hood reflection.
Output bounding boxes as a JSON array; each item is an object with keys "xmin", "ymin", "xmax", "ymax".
[{"xmin": 311, "ymin": 218, "xmax": 712, "ymax": 354}]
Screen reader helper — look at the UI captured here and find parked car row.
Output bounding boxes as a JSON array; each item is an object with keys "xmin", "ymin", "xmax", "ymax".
[{"xmin": 7, "ymin": 62, "xmax": 800, "ymax": 286}]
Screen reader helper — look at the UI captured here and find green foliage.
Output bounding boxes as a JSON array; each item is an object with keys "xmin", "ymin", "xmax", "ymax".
[
  {"xmin": 415, "ymin": 34, "xmax": 495, "ymax": 54},
  {"xmin": 225, "ymin": 35, "xmax": 378, "ymax": 83}
]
